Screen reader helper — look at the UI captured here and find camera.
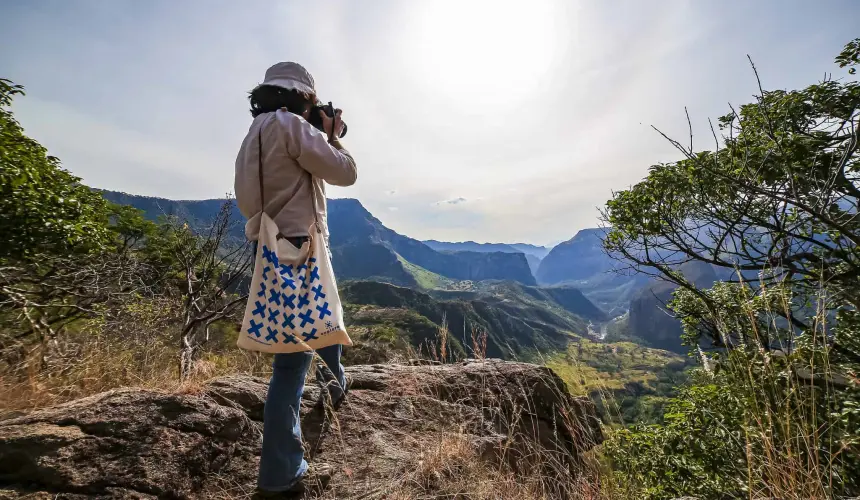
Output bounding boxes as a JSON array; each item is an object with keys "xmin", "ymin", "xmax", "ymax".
[{"xmin": 308, "ymin": 101, "xmax": 347, "ymax": 138}]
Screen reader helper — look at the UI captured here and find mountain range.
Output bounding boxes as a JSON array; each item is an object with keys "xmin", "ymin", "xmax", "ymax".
[
  {"xmin": 101, "ymin": 190, "xmax": 711, "ymax": 354},
  {"xmin": 101, "ymin": 192, "xmax": 536, "ymax": 287},
  {"xmin": 422, "ymin": 240, "xmax": 549, "ymax": 275}
]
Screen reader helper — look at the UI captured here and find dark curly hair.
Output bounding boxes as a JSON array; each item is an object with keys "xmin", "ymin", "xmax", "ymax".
[{"xmin": 248, "ymin": 85, "xmax": 315, "ymax": 118}]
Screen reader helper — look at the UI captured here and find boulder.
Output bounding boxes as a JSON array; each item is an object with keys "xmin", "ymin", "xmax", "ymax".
[{"xmin": 0, "ymin": 360, "xmax": 602, "ymax": 499}]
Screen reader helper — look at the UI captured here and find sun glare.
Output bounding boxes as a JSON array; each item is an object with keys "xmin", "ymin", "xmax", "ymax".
[{"xmin": 398, "ymin": 0, "xmax": 562, "ymax": 108}]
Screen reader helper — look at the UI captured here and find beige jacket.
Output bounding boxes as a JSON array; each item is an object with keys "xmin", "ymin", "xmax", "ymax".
[{"xmin": 234, "ymin": 109, "xmax": 357, "ymax": 247}]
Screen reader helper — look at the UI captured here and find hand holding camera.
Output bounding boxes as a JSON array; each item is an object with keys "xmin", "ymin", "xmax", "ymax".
[{"xmin": 308, "ymin": 101, "xmax": 347, "ymax": 140}]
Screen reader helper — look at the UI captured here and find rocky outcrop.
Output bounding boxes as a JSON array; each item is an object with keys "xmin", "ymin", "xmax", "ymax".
[{"xmin": 0, "ymin": 360, "xmax": 602, "ymax": 499}]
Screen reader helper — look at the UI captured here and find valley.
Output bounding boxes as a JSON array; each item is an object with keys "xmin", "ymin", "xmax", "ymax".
[{"xmin": 100, "ymin": 190, "xmax": 694, "ymax": 424}]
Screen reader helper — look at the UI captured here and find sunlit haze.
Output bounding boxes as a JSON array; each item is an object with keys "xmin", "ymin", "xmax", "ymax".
[{"xmin": 1, "ymin": 0, "xmax": 857, "ymax": 245}]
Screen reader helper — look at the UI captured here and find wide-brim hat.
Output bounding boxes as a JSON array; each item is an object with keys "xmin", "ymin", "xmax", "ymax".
[{"xmin": 256, "ymin": 62, "xmax": 316, "ymax": 96}]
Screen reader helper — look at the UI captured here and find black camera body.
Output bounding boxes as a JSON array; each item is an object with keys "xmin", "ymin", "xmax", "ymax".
[{"xmin": 308, "ymin": 101, "xmax": 347, "ymax": 138}]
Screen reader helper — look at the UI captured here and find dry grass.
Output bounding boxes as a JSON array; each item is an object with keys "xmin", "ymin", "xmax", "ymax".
[
  {"xmin": 0, "ymin": 339, "xmax": 271, "ymax": 416},
  {"xmin": 0, "ymin": 296, "xmax": 272, "ymax": 416},
  {"xmin": 326, "ymin": 357, "xmax": 605, "ymax": 499},
  {"xmin": 2, "ymin": 297, "xmax": 613, "ymax": 499},
  {"xmin": 382, "ymin": 432, "xmax": 600, "ymax": 500}
]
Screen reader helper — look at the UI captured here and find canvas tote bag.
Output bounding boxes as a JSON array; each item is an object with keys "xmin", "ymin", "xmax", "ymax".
[{"xmin": 238, "ymin": 128, "xmax": 351, "ymax": 354}]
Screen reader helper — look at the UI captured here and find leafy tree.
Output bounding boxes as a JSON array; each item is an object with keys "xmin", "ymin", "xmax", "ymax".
[
  {"xmin": 602, "ymin": 39, "xmax": 860, "ymax": 354},
  {"xmin": 602, "ymin": 38, "xmax": 860, "ymax": 498},
  {"xmin": 0, "ymin": 79, "xmax": 112, "ymax": 261},
  {"xmin": 0, "ymin": 80, "xmax": 174, "ymax": 363},
  {"xmin": 606, "ymin": 378, "xmax": 746, "ymax": 498}
]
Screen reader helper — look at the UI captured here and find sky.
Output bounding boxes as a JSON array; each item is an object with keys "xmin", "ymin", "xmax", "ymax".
[{"xmin": 1, "ymin": 1, "xmax": 858, "ymax": 246}]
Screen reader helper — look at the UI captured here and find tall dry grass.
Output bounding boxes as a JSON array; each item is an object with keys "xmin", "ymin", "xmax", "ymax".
[
  {"xmin": 706, "ymin": 281, "xmax": 857, "ymax": 499},
  {"xmin": 0, "ymin": 295, "xmax": 271, "ymax": 416},
  {"xmin": 605, "ymin": 275, "xmax": 860, "ymax": 499}
]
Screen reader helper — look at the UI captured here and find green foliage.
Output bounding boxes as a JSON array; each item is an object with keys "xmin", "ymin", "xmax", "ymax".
[
  {"xmin": 0, "ymin": 79, "xmax": 113, "ymax": 261},
  {"xmin": 607, "ymin": 346, "xmax": 860, "ymax": 499},
  {"xmin": 603, "ymin": 39, "xmax": 860, "ymax": 351},
  {"xmin": 601, "ymin": 38, "xmax": 860, "ymax": 498},
  {"xmin": 606, "ymin": 376, "xmax": 746, "ymax": 499},
  {"xmin": 545, "ymin": 338, "xmax": 689, "ymax": 424},
  {"xmin": 397, "ymin": 255, "xmax": 462, "ymax": 290},
  {"xmin": 836, "ymin": 37, "xmax": 860, "ymax": 74}
]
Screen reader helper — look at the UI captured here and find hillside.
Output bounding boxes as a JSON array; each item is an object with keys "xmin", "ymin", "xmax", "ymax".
[
  {"xmin": 536, "ymin": 228, "xmax": 648, "ymax": 314},
  {"xmin": 537, "ymin": 228, "xmax": 612, "ymax": 285},
  {"xmin": 340, "ymin": 280, "xmax": 587, "ymax": 359},
  {"xmin": 432, "ymin": 281, "xmax": 608, "ymax": 323},
  {"xmin": 628, "ymin": 261, "xmax": 720, "ymax": 353},
  {"xmin": 338, "ymin": 280, "xmax": 691, "ymax": 426}
]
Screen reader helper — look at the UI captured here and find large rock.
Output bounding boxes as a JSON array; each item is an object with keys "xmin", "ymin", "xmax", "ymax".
[{"xmin": 0, "ymin": 360, "xmax": 602, "ymax": 499}]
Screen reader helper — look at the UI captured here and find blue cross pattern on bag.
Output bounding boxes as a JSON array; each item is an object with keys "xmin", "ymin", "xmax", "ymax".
[{"xmin": 246, "ymin": 244, "xmax": 334, "ymax": 345}]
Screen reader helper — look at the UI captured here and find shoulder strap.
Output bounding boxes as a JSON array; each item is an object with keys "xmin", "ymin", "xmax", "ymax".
[
  {"xmin": 257, "ymin": 114, "xmax": 323, "ymax": 234},
  {"xmin": 258, "ymin": 126, "xmax": 265, "ymax": 209}
]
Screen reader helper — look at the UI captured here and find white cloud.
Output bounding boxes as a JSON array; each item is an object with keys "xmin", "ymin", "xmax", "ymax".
[{"xmin": 435, "ymin": 197, "xmax": 468, "ymax": 206}]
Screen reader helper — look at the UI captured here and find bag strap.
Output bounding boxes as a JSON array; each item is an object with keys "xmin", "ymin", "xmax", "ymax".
[{"xmin": 257, "ymin": 113, "xmax": 323, "ymax": 235}]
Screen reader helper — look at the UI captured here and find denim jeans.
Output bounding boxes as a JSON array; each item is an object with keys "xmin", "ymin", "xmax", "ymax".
[{"xmin": 258, "ymin": 345, "xmax": 346, "ymax": 491}]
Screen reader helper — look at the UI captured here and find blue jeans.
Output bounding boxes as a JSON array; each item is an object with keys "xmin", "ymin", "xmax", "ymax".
[{"xmin": 258, "ymin": 345, "xmax": 346, "ymax": 491}]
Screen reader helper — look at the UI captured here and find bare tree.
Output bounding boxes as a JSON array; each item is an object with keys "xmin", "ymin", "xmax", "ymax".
[
  {"xmin": 0, "ymin": 251, "xmax": 152, "ymax": 367},
  {"xmin": 170, "ymin": 199, "xmax": 253, "ymax": 379}
]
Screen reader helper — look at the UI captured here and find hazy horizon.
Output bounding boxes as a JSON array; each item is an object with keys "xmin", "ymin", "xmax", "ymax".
[{"xmin": 1, "ymin": 0, "xmax": 858, "ymax": 246}]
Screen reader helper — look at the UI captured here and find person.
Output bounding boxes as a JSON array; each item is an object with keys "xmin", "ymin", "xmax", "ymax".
[{"xmin": 234, "ymin": 62, "xmax": 357, "ymax": 497}]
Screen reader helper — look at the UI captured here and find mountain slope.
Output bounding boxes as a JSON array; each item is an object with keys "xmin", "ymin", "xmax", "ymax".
[
  {"xmin": 422, "ymin": 240, "xmax": 548, "ymax": 277},
  {"xmin": 523, "ymin": 253, "xmax": 542, "ymax": 275},
  {"xmin": 431, "ymin": 281, "xmax": 608, "ymax": 323},
  {"xmin": 341, "ymin": 280, "xmax": 587, "ymax": 358},
  {"xmin": 329, "ymin": 198, "xmax": 536, "ymax": 285},
  {"xmin": 536, "ymin": 228, "xmax": 613, "ymax": 284},
  {"xmin": 534, "ymin": 227, "xmax": 649, "ymax": 315},
  {"xmin": 628, "ymin": 261, "xmax": 720, "ymax": 353}
]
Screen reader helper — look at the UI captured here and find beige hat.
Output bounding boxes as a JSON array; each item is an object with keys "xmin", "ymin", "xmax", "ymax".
[{"xmin": 257, "ymin": 62, "xmax": 316, "ymax": 96}]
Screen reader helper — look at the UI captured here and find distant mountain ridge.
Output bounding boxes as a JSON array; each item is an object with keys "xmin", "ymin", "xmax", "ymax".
[
  {"xmin": 103, "ymin": 189, "xmax": 715, "ymax": 353},
  {"xmin": 423, "ymin": 240, "xmax": 520, "ymax": 254},
  {"xmin": 101, "ymin": 191, "xmax": 536, "ymax": 287},
  {"xmin": 423, "ymin": 240, "xmax": 549, "ymax": 276},
  {"xmin": 537, "ymin": 228, "xmax": 612, "ymax": 284}
]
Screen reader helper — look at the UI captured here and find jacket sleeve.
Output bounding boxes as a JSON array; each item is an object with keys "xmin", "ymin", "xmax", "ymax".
[{"xmin": 278, "ymin": 110, "xmax": 358, "ymax": 186}]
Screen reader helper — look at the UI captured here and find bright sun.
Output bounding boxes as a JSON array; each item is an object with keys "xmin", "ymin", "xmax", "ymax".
[{"xmin": 398, "ymin": 0, "xmax": 561, "ymax": 108}]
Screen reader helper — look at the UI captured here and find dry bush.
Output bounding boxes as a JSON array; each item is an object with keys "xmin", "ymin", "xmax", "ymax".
[
  {"xmin": 386, "ymin": 432, "xmax": 601, "ymax": 500},
  {"xmin": 346, "ymin": 361, "xmax": 603, "ymax": 499},
  {"xmin": 0, "ymin": 295, "xmax": 271, "ymax": 416}
]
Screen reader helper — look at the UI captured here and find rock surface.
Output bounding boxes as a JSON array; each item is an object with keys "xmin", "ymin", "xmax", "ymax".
[{"xmin": 0, "ymin": 360, "xmax": 602, "ymax": 499}]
